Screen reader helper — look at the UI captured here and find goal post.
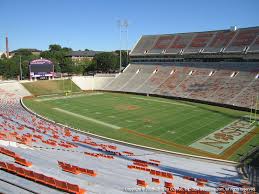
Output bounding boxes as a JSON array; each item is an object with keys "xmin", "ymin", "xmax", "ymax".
[{"xmin": 250, "ymin": 94, "xmax": 259, "ymax": 125}]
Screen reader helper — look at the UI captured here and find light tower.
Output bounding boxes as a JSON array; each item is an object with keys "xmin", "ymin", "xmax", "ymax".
[{"xmin": 117, "ymin": 19, "xmax": 129, "ymax": 72}]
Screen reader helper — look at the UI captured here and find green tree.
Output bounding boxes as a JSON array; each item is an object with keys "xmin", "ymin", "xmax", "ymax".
[
  {"xmin": 49, "ymin": 44, "xmax": 62, "ymax": 52},
  {"xmin": 1, "ymin": 53, "xmax": 7, "ymax": 59},
  {"xmin": 40, "ymin": 44, "xmax": 73, "ymax": 73},
  {"xmin": 13, "ymin": 49, "xmax": 33, "ymax": 57},
  {"xmin": 93, "ymin": 52, "xmax": 119, "ymax": 72},
  {"xmin": 115, "ymin": 50, "xmax": 129, "ymax": 68}
]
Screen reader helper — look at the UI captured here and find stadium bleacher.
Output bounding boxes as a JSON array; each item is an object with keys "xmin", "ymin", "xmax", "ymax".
[
  {"xmin": 101, "ymin": 26, "xmax": 259, "ymax": 109},
  {"xmin": 184, "ymin": 32, "xmax": 215, "ymax": 54},
  {"xmin": 102, "ymin": 62, "xmax": 259, "ymax": 108},
  {"xmin": 130, "ymin": 35, "xmax": 158, "ymax": 55},
  {"xmin": 130, "ymin": 26, "xmax": 259, "ymax": 55},
  {"xmin": 203, "ymin": 30, "xmax": 236, "ymax": 53},
  {"xmin": 0, "ymin": 80, "xmax": 251, "ymax": 194},
  {"xmin": 224, "ymin": 28, "xmax": 259, "ymax": 53},
  {"xmin": 149, "ymin": 35, "xmax": 176, "ymax": 54},
  {"xmin": 248, "ymin": 35, "xmax": 259, "ymax": 52},
  {"xmin": 166, "ymin": 33, "xmax": 195, "ymax": 54}
]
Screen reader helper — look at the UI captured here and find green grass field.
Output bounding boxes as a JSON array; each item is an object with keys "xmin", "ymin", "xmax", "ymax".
[
  {"xmin": 22, "ymin": 80, "xmax": 81, "ymax": 96},
  {"xmin": 23, "ymin": 91, "xmax": 259, "ymax": 161}
]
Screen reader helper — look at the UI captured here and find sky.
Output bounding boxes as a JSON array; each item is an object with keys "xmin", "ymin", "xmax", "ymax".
[{"xmin": 0, "ymin": 0, "xmax": 259, "ymax": 52}]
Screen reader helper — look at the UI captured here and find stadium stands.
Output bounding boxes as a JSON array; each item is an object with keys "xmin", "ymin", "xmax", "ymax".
[
  {"xmin": 102, "ymin": 62, "xmax": 259, "ymax": 108},
  {"xmin": 248, "ymin": 35, "xmax": 259, "ymax": 52},
  {"xmin": 149, "ymin": 35, "xmax": 176, "ymax": 54},
  {"xmin": 0, "ymin": 81, "xmax": 251, "ymax": 193},
  {"xmin": 130, "ymin": 35, "xmax": 158, "ymax": 55},
  {"xmin": 130, "ymin": 26, "xmax": 259, "ymax": 55},
  {"xmin": 136, "ymin": 64, "xmax": 173, "ymax": 93},
  {"xmin": 224, "ymin": 28, "xmax": 259, "ymax": 53},
  {"xmin": 166, "ymin": 33, "xmax": 195, "ymax": 54},
  {"xmin": 120, "ymin": 64, "xmax": 155, "ymax": 92},
  {"xmin": 203, "ymin": 31, "xmax": 236, "ymax": 53},
  {"xmin": 184, "ymin": 32, "xmax": 215, "ymax": 53}
]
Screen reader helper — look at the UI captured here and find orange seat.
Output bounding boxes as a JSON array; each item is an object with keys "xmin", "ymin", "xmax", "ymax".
[
  {"xmin": 164, "ymin": 181, "xmax": 174, "ymax": 189},
  {"xmin": 6, "ymin": 163, "xmax": 16, "ymax": 173},
  {"xmin": 137, "ymin": 179, "xmax": 148, "ymax": 187},
  {"xmin": 199, "ymin": 191, "xmax": 210, "ymax": 194},
  {"xmin": 0, "ymin": 161, "xmax": 7, "ymax": 169},
  {"xmin": 15, "ymin": 157, "xmax": 32, "ymax": 167},
  {"xmin": 87, "ymin": 169, "xmax": 97, "ymax": 176},
  {"xmin": 33, "ymin": 172, "xmax": 45, "ymax": 184},
  {"xmin": 166, "ymin": 173, "xmax": 173, "ymax": 179},
  {"xmin": 23, "ymin": 169, "xmax": 34, "ymax": 180},
  {"xmin": 152, "ymin": 177, "xmax": 160, "ymax": 184},
  {"xmin": 44, "ymin": 176, "xmax": 56, "ymax": 187},
  {"xmin": 58, "ymin": 161, "xmax": 65, "ymax": 167},
  {"xmin": 55, "ymin": 179, "xmax": 68, "ymax": 190},
  {"xmin": 15, "ymin": 167, "xmax": 25, "ymax": 176},
  {"xmin": 67, "ymin": 182, "xmax": 86, "ymax": 194}
]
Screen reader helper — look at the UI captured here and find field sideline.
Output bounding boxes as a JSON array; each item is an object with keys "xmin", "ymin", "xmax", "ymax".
[{"xmin": 23, "ymin": 92, "xmax": 259, "ymax": 161}]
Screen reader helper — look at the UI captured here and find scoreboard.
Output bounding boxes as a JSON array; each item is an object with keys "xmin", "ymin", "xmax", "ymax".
[{"xmin": 29, "ymin": 59, "xmax": 54, "ymax": 79}]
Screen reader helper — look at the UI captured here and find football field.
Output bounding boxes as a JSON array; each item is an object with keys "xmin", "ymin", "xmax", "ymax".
[{"xmin": 23, "ymin": 92, "xmax": 259, "ymax": 161}]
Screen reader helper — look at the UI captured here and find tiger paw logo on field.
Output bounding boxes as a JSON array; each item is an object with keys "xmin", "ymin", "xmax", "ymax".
[
  {"xmin": 214, "ymin": 132, "xmax": 234, "ymax": 141},
  {"xmin": 190, "ymin": 118, "xmax": 256, "ymax": 154}
]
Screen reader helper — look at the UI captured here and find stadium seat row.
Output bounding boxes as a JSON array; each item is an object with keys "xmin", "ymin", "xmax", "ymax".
[
  {"xmin": 137, "ymin": 179, "xmax": 174, "ymax": 190},
  {"xmin": 15, "ymin": 156, "xmax": 32, "ymax": 167},
  {"xmin": 84, "ymin": 151, "xmax": 114, "ymax": 159},
  {"xmin": 122, "ymin": 151, "xmax": 134, "ymax": 156},
  {"xmin": 149, "ymin": 159, "xmax": 161, "ymax": 164},
  {"xmin": 128, "ymin": 164, "xmax": 151, "ymax": 172},
  {"xmin": 0, "ymin": 146, "xmax": 20, "ymax": 158},
  {"xmin": 133, "ymin": 158, "xmax": 160, "ymax": 166},
  {"xmin": 98, "ymin": 148, "xmax": 122, "ymax": 156},
  {"xmin": 0, "ymin": 146, "xmax": 32, "ymax": 167},
  {"xmin": 183, "ymin": 176, "xmax": 208, "ymax": 187},
  {"xmin": 0, "ymin": 161, "xmax": 86, "ymax": 194},
  {"xmin": 58, "ymin": 161, "xmax": 97, "ymax": 176},
  {"xmin": 150, "ymin": 169, "xmax": 173, "ymax": 179},
  {"xmin": 133, "ymin": 161, "xmax": 149, "ymax": 167},
  {"xmin": 128, "ymin": 164, "xmax": 173, "ymax": 179}
]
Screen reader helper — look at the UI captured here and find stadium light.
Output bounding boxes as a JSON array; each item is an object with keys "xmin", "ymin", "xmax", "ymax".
[{"xmin": 117, "ymin": 19, "xmax": 129, "ymax": 72}]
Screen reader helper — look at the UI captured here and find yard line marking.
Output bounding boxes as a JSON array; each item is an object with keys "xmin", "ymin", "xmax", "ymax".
[
  {"xmin": 130, "ymin": 96, "xmax": 195, "ymax": 107},
  {"xmin": 53, "ymin": 108, "xmax": 121, "ymax": 130},
  {"xmin": 36, "ymin": 92, "xmax": 103, "ymax": 102}
]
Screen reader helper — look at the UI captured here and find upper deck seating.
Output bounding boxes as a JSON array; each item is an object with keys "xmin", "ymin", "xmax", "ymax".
[
  {"xmin": 184, "ymin": 32, "xmax": 215, "ymax": 53},
  {"xmin": 203, "ymin": 31, "xmax": 236, "ymax": 53},
  {"xmin": 247, "ymin": 36, "xmax": 259, "ymax": 52},
  {"xmin": 130, "ymin": 36, "xmax": 158, "ymax": 55},
  {"xmin": 165, "ymin": 33, "xmax": 195, "ymax": 54},
  {"xmin": 224, "ymin": 28, "xmax": 259, "ymax": 52},
  {"xmin": 149, "ymin": 35, "xmax": 175, "ymax": 54}
]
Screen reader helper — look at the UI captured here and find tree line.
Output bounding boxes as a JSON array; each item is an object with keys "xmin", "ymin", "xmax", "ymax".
[{"xmin": 0, "ymin": 44, "xmax": 129, "ymax": 79}]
